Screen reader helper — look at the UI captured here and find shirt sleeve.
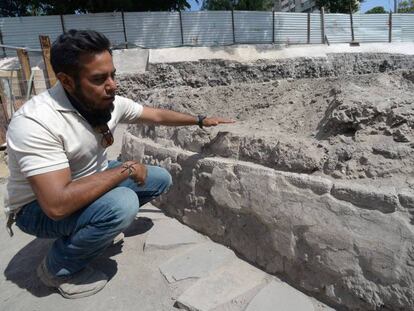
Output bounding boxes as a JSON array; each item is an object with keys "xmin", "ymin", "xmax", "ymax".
[
  {"xmin": 114, "ymin": 96, "xmax": 144, "ymax": 124},
  {"xmin": 7, "ymin": 115, "xmax": 69, "ymax": 177}
]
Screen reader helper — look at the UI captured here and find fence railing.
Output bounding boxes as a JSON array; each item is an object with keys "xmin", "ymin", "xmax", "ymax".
[{"xmin": 0, "ymin": 11, "xmax": 414, "ymax": 56}]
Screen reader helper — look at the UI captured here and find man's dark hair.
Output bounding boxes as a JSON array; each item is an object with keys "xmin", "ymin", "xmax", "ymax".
[{"xmin": 51, "ymin": 29, "xmax": 111, "ymax": 78}]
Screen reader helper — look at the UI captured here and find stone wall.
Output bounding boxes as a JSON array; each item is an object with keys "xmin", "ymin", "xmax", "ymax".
[{"xmin": 122, "ymin": 131, "xmax": 414, "ymax": 310}]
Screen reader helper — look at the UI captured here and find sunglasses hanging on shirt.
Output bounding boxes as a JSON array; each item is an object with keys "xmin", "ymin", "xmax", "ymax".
[{"xmin": 94, "ymin": 124, "xmax": 114, "ymax": 148}]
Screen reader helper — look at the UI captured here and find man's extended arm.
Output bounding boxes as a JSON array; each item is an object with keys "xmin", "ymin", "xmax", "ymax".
[
  {"xmin": 28, "ymin": 161, "xmax": 146, "ymax": 221},
  {"xmin": 138, "ymin": 107, "xmax": 235, "ymax": 127},
  {"xmin": 28, "ymin": 107, "xmax": 233, "ymax": 221}
]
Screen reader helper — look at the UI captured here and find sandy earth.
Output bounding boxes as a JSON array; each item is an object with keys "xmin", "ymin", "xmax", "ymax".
[
  {"xmin": 118, "ymin": 55, "xmax": 414, "ymax": 190},
  {"xmin": 148, "ymin": 71, "xmax": 414, "ymax": 187}
]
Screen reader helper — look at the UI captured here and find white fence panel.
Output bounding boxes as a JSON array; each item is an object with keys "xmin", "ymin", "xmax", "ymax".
[
  {"xmin": 274, "ymin": 13, "xmax": 308, "ymax": 44},
  {"xmin": 325, "ymin": 14, "xmax": 351, "ymax": 43},
  {"xmin": 182, "ymin": 11, "xmax": 233, "ymax": 46},
  {"xmin": 354, "ymin": 14, "xmax": 389, "ymax": 43},
  {"xmin": 124, "ymin": 12, "xmax": 181, "ymax": 48},
  {"xmin": 0, "ymin": 15, "xmax": 62, "ymax": 56},
  {"xmin": 397, "ymin": 14, "xmax": 414, "ymax": 42},
  {"xmin": 310, "ymin": 13, "xmax": 322, "ymax": 44},
  {"xmin": 63, "ymin": 13, "xmax": 125, "ymax": 47},
  {"xmin": 234, "ymin": 11, "xmax": 273, "ymax": 44},
  {"xmin": 392, "ymin": 14, "xmax": 404, "ymax": 42},
  {"xmin": 0, "ymin": 12, "xmax": 413, "ymax": 55}
]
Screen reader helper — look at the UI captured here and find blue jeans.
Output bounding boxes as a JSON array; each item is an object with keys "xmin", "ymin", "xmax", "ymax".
[{"xmin": 15, "ymin": 161, "xmax": 172, "ymax": 277}]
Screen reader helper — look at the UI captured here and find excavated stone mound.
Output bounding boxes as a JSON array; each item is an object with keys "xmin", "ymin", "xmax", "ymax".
[{"xmin": 119, "ymin": 53, "xmax": 414, "ymax": 310}]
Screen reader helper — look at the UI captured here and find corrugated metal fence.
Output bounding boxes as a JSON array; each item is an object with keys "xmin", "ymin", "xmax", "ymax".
[{"xmin": 1, "ymin": 11, "xmax": 414, "ymax": 56}]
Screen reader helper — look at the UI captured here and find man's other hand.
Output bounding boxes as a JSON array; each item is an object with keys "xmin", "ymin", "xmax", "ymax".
[{"xmin": 123, "ymin": 161, "xmax": 147, "ymax": 185}]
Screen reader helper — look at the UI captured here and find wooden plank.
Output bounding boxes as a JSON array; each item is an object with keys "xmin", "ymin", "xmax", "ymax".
[
  {"xmin": 17, "ymin": 48, "xmax": 32, "ymax": 97},
  {"xmin": 0, "ymin": 82, "xmax": 10, "ymax": 122},
  {"xmin": 0, "ymin": 70, "xmax": 18, "ymax": 78},
  {"xmin": 13, "ymin": 99, "xmax": 24, "ymax": 111},
  {"xmin": 39, "ymin": 35, "xmax": 57, "ymax": 88},
  {"xmin": 0, "ymin": 83, "xmax": 8, "ymax": 145},
  {"xmin": 0, "ymin": 119, "xmax": 6, "ymax": 145}
]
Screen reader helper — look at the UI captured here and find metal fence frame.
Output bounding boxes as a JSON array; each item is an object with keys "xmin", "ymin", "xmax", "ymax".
[{"xmin": 0, "ymin": 11, "xmax": 414, "ymax": 55}]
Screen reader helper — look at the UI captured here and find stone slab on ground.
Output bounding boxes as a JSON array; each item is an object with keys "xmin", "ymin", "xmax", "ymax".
[
  {"xmin": 176, "ymin": 259, "xmax": 269, "ymax": 311},
  {"xmin": 144, "ymin": 218, "xmax": 206, "ymax": 251},
  {"xmin": 159, "ymin": 242, "xmax": 236, "ymax": 283},
  {"xmin": 245, "ymin": 280, "xmax": 315, "ymax": 311}
]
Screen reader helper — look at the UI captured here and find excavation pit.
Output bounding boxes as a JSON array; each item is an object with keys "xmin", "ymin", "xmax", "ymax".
[{"xmin": 120, "ymin": 53, "xmax": 414, "ymax": 310}]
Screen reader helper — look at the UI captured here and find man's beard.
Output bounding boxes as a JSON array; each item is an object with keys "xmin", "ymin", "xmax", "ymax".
[{"xmin": 69, "ymin": 83, "xmax": 114, "ymax": 128}]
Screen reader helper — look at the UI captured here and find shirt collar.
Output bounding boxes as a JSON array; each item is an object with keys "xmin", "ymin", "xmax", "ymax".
[{"xmin": 48, "ymin": 81, "xmax": 78, "ymax": 112}]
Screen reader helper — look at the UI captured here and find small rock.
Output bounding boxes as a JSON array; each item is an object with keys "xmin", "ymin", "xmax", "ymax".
[
  {"xmin": 359, "ymin": 156, "xmax": 369, "ymax": 165},
  {"xmin": 393, "ymin": 130, "xmax": 410, "ymax": 142},
  {"xmin": 393, "ymin": 124, "xmax": 412, "ymax": 142}
]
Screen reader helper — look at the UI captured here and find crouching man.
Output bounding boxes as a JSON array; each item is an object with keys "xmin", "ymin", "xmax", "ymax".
[{"xmin": 4, "ymin": 29, "xmax": 233, "ymax": 299}]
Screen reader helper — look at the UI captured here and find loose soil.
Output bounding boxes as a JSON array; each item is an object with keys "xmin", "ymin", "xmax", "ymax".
[{"xmin": 118, "ymin": 54, "xmax": 414, "ymax": 190}]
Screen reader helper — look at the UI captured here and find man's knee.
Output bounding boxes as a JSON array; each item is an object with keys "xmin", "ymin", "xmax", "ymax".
[
  {"xmin": 100, "ymin": 187, "xmax": 139, "ymax": 228},
  {"xmin": 159, "ymin": 167, "xmax": 173, "ymax": 193},
  {"xmin": 149, "ymin": 166, "xmax": 172, "ymax": 195}
]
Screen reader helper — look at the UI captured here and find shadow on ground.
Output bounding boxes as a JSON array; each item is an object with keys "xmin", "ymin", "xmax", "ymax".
[{"xmin": 3, "ymin": 216, "xmax": 154, "ymax": 298}]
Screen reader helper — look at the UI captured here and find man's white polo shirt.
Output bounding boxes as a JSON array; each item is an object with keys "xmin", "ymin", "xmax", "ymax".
[{"xmin": 4, "ymin": 82, "xmax": 143, "ymax": 216}]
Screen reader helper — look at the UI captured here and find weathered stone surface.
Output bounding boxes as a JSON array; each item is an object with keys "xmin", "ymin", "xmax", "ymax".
[
  {"xmin": 245, "ymin": 280, "xmax": 315, "ymax": 311},
  {"xmin": 331, "ymin": 182, "xmax": 399, "ymax": 214},
  {"xmin": 159, "ymin": 242, "xmax": 235, "ymax": 283},
  {"xmin": 399, "ymin": 188, "xmax": 414, "ymax": 210},
  {"xmin": 282, "ymin": 172, "xmax": 333, "ymax": 196},
  {"xmin": 176, "ymin": 259, "xmax": 269, "ymax": 311},
  {"xmin": 123, "ymin": 132, "xmax": 414, "ymax": 310}
]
